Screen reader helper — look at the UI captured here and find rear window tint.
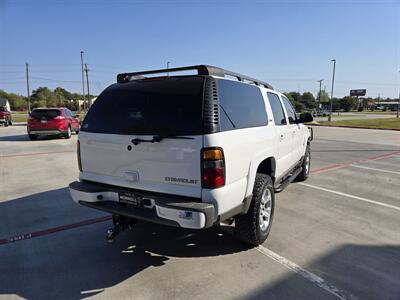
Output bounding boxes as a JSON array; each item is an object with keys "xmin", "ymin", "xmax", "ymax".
[
  {"xmin": 31, "ymin": 109, "xmax": 60, "ymax": 120},
  {"xmin": 218, "ymin": 79, "xmax": 267, "ymax": 131},
  {"xmin": 82, "ymin": 77, "xmax": 204, "ymax": 136}
]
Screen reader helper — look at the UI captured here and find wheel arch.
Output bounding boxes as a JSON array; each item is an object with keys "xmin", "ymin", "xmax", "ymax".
[{"xmin": 245, "ymin": 156, "xmax": 276, "ymax": 196}]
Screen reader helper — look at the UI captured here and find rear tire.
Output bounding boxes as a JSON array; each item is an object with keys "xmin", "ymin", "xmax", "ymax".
[
  {"xmin": 295, "ymin": 144, "xmax": 311, "ymax": 182},
  {"xmin": 64, "ymin": 126, "xmax": 72, "ymax": 139},
  {"xmin": 235, "ymin": 174, "xmax": 275, "ymax": 246},
  {"xmin": 8, "ymin": 119, "xmax": 12, "ymax": 126},
  {"xmin": 28, "ymin": 134, "xmax": 37, "ymax": 140}
]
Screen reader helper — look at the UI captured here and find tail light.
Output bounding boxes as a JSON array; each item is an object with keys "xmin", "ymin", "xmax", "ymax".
[
  {"xmin": 201, "ymin": 147, "xmax": 225, "ymax": 189},
  {"xmin": 77, "ymin": 140, "xmax": 82, "ymax": 171}
]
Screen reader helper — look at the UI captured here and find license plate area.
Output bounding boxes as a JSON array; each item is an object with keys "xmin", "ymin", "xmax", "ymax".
[{"xmin": 118, "ymin": 191, "xmax": 143, "ymax": 208}]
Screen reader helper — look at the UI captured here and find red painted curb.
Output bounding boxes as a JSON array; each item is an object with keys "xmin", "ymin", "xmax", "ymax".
[
  {"xmin": 1, "ymin": 150, "xmax": 75, "ymax": 158},
  {"xmin": 0, "ymin": 215, "xmax": 111, "ymax": 246},
  {"xmin": 310, "ymin": 150, "xmax": 400, "ymax": 175}
]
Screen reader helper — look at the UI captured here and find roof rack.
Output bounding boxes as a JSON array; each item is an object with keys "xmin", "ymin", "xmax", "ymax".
[{"xmin": 116, "ymin": 65, "xmax": 273, "ymax": 89}]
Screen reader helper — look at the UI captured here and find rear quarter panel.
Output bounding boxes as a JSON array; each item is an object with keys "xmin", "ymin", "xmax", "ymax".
[{"xmin": 202, "ymin": 124, "xmax": 276, "ymax": 215}]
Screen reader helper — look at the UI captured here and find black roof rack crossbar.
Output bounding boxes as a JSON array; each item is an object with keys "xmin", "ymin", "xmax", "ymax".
[{"xmin": 116, "ymin": 65, "xmax": 273, "ymax": 89}]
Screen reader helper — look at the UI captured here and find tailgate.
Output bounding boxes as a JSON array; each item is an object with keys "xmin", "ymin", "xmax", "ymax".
[{"xmin": 79, "ymin": 132, "xmax": 202, "ymax": 198}]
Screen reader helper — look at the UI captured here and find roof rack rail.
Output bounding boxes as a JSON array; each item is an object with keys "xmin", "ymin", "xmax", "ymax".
[{"xmin": 116, "ymin": 65, "xmax": 273, "ymax": 89}]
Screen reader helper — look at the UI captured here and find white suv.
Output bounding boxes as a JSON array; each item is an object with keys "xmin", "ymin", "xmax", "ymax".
[{"xmin": 69, "ymin": 65, "xmax": 313, "ymax": 246}]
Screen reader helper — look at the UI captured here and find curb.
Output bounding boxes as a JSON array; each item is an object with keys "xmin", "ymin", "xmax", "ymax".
[{"xmin": 307, "ymin": 124, "xmax": 400, "ymax": 132}]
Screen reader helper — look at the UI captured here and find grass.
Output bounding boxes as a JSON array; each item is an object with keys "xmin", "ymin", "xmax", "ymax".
[
  {"xmin": 11, "ymin": 113, "xmax": 29, "ymax": 123},
  {"xmin": 352, "ymin": 111, "xmax": 397, "ymax": 114},
  {"xmin": 319, "ymin": 118, "xmax": 400, "ymax": 130}
]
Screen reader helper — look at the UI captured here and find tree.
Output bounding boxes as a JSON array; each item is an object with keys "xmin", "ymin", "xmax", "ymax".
[
  {"xmin": 339, "ymin": 96, "xmax": 357, "ymax": 112},
  {"xmin": 300, "ymin": 92, "xmax": 316, "ymax": 109},
  {"xmin": 317, "ymin": 90, "xmax": 330, "ymax": 103},
  {"xmin": 0, "ymin": 89, "xmax": 28, "ymax": 110},
  {"xmin": 332, "ymin": 98, "xmax": 340, "ymax": 112}
]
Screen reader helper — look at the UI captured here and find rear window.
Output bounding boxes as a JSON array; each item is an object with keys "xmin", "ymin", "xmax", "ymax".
[
  {"xmin": 31, "ymin": 109, "xmax": 60, "ymax": 120},
  {"xmin": 82, "ymin": 77, "xmax": 204, "ymax": 136}
]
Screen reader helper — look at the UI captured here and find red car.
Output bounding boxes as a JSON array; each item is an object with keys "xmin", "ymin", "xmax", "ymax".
[
  {"xmin": 27, "ymin": 108, "xmax": 80, "ymax": 140},
  {"xmin": 0, "ymin": 106, "xmax": 12, "ymax": 126}
]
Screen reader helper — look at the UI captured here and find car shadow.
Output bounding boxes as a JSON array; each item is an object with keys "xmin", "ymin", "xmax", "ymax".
[
  {"xmin": 0, "ymin": 188, "xmax": 249, "ymax": 300},
  {"xmin": 0, "ymin": 134, "xmax": 65, "ymax": 142}
]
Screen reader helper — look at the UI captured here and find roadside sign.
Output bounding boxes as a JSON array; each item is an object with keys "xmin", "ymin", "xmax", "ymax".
[{"xmin": 350, "ymin": 89, "xmax": 366, "ymax": 96}]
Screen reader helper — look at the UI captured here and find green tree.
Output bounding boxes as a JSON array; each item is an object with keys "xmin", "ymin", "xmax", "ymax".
[
  {"xmin": 317, "ymin": 90, "xmax": 330, "ymax": 103},
  {"xmin": 339, "ymin": 96, "xmax": 357, "ymax": 112},
  {"xmin": 300, "ymin": 92, "xmax": 316, "ymax": 109}
]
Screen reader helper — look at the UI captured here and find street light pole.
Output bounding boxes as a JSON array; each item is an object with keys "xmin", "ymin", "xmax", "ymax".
[
  {"xmin": 397, "ymin": 70, "xmax": 400, "ymax": 119},
  {"xmin": 85, "ymin": 64, "xmax": 91, "ymax": 109},
  {"xmin": 317, "ymin": 79, "xmax": 323, "ymax": 111},
  {"xmin": 329, "ymin": 59, "xmax": 336, "ymax": 122},
  {"xmin": 80, "ymin": 51, "xmax": 85, "ymax": 112},
  {"xmin": 25, "ymin": 62, "xmax": 31, "ymax": 113}
]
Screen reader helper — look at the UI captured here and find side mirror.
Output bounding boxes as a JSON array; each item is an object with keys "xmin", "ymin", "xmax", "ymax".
[{"xmin": 297, "ymin": 112, "xmax": 313, "ymax": 124}]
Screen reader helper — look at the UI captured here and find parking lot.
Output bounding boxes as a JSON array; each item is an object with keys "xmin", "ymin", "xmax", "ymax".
[{"xmin": 0, "ymin": 124, "xmax": 399, "ymax": 300}]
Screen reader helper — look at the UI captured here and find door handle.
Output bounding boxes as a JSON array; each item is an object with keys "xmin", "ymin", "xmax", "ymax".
[{"xmin": 280, "ymin": 134, "xmax": 284, "ymax": 141}]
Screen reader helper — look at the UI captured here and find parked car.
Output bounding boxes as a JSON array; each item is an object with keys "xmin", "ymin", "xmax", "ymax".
[
  {"xmin": 69, "ymin": 65, "xmax": 313, "ymax": 246},
  {"xmin": 27, "ymin": 107, "xmax": 80, "ymax": 140},
  {"xmin": 316, "ymin": 110, "xmax": 331, "ymax": 117},
  {"xmin": 0, "ymin": 106, "xmax": 12, "ymax": 127}
]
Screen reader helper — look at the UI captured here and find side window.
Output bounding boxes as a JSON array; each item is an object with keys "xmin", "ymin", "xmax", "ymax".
[
  {"xmin": 281, "ymin": 96, "xmax": 296, "ymax": 124},
  {"xmin": 218, "ymin": 79, "xmax": 268, "ymax": 131},
  {"xmin": 267, "ymin": 92, "xmax": 287, "ymax": 125}
]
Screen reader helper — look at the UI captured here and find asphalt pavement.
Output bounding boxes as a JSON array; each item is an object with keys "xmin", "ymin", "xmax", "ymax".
[{"xmin": 0, "ymin": 124, "xmax": 399, "ymax": 300}]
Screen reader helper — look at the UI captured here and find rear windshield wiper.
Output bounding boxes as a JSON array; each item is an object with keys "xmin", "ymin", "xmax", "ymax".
[{"xmin": 131, "ymin": 135, "xmax": 194, "ymax": 145}]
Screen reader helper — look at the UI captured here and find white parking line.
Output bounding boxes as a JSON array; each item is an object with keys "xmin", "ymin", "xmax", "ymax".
[
  {"xmin": 256, "ymin": 246, "xmax": 351, "ymax": 300},
  {"xmin": 349, "ymin": 164, "xmax": 400, "ymax": 175},
  {"xmin": 298, "ymin": 183, "xmax": 400, "ymax": 212}
]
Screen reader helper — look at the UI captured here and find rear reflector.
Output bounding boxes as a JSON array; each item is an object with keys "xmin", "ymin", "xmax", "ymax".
[
  {"xmin": 201, "ymin": 147, "xmax": 225, "ymax": 189},
  {"xmin": 77, "ymin": 141, "xmax": 82, "ymax": 171}
]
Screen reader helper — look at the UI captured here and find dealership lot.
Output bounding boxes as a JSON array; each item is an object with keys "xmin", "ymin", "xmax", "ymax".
[{"xmin": 0, "ymin": 124, "xmax": 399, "ymax": 300}]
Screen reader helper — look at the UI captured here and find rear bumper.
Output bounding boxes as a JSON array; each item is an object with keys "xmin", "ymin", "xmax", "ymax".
[
  {"xmin": 28, "ymin": 129, "xmax": 66, "ymax": 135},
  {"xmin": 69, "ymin": 181, "xmax": 215, "ymax": 229}
]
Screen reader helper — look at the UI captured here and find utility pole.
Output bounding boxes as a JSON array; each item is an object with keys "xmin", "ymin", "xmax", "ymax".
[
  {"xmin": 25, "ymin": 62, "xmax": 31, "ymax": 113},
  {"xmin": 80, "ymin": 51, "xmax": 85, "ymax": 112},
  {"xmin": 317, "ymin": 79, "xmax": 323, "ymax": 111},
  {"xmin": 397, "ymin": 70, "xmax": 400, "ymax": 119},
  {"xmin": 85, "ymin": 63, "xmax": 91, "ymax": 108},
  {"xmin": 329, "ymin": 59, "xmax": 336, "ymax": 122}
]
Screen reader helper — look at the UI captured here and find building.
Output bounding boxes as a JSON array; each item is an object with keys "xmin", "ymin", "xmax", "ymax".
[{"xmin": 0, "ymin": 98, "xmax": 11, "ymax": 111}]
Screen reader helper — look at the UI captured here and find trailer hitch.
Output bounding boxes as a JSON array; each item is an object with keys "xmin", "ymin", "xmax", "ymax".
[{"xmin": 106, "ymin": 215, "xmax": 137, "ymax": 242}]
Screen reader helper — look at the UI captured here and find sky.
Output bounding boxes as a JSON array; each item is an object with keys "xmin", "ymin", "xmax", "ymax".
[{"xmin": 0, "ymin": 0, "xmax": 399, "ymax": 98}]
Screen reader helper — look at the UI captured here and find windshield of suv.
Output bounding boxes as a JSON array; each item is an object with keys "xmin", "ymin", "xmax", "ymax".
[
  {"xmin": 81, "ymin": 77, "xmax": 205, "ymax": 136},
  {"xmin": 30, "ymin": 109, "xmax": 60, "ymax": 120}
]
